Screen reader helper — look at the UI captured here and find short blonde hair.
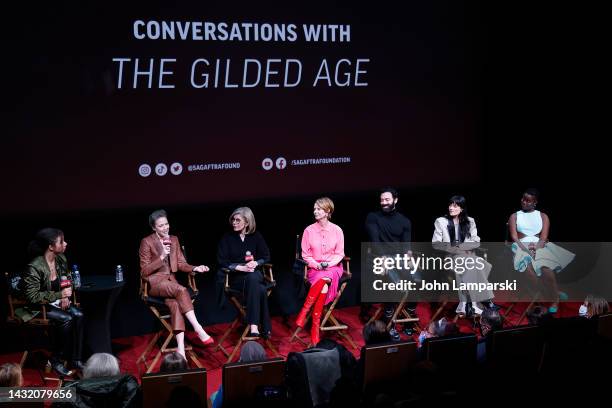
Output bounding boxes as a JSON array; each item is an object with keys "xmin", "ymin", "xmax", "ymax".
[
  {"xmin": 315, "ymin": 197, "xmax": 335, "ymax": 220},
  {"xmin": 230, "ymin": 207, "xmax": 257, "ymax": 234}
]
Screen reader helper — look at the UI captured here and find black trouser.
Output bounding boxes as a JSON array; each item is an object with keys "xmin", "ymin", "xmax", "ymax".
[
  {"xmin": 46, "ymin": 305, "xmax": 84, "ymax": 362},
  {"xmin": 229, "ymin": 270, "xmax": 271, "ymax": 334}
]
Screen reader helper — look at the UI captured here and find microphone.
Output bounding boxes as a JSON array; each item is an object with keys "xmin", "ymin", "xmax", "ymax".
[
  {"xmin": 60, "ymin": 275, "xmax": 71, "ymax": 289},
  {"xmin": 161, "ymin": 233, "xmax": 172, "ymax": 252}
]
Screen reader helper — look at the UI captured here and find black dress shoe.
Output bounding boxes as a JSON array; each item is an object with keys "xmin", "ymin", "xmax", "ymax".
[
  {"xmin": 246, "ymin": 330, "xmax": 260, "ymax": 339},
  {"xmin": 49, "ymin": 359, "xmax": 72, "ymax": 377},
  {"xmin": 71, "ymin": 360, "xmax": 85, "ymax": 370},
  {"xmin": 465, "ymin": 302, "xmax": 474, "ymax": 318}
]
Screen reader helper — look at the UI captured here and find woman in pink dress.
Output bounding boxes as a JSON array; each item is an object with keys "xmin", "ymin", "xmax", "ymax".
[{"xmin": 295, "ymin": 197, "xmax": 345, "ymax": 345}]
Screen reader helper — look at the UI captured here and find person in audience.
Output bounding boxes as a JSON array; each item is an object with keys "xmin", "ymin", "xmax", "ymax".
[
  {"xmin": 418, "ymin": 318, "xmax": 448, "ymax": 347},
  {"xmin": 140, "ymin": 209, "xmax": 213, "ymax": 359},
  {"xmin": 357, "ymin": 320, "xmax": 393, "ymax": 393},
  {"xmin": 296, "ymin": 197, "xmax": 346, "ymax": 345},
  {"xmin": 432, "ymin": 195, "xmax": 495, "ymax": 316},
  {"xmin": 477, "ymin": 308, "xmax": 504, "ymax": 362},
  {"xmin": 160, "ymin": 351, "xmax": 189, "ymax": 372},
  {"xmin": 362, "ymin": 320, "xmax": 392, "ymax": 345},
  {"xmin": 509, "ymin": 188, "xmax": 575, "ymax": 313},
  {"xmin": 526, "ymin": 305, "xmax": 553, "ymax": 325},
  {"xmin": 217, "ymin": 207, "xmax": 272, "ymax": 338},
  {"xmin": 211, "ymin": 341, "xmax": 267, "ymax": 408},
  {"xmin": 579, "ymin": 294, "xmax": 610, "ymax": 318},
  {"xmin": 0, "ymin": 363, "xmax": 23, "ymax": 387},
  {"xmin": 82, "ymin": 353, "xmax": 120, "ymax": 378},
  {"xmin": 53, "ymin": 353, "xmax": 141, "ymax": 408},
  {"xmin": 21, "ymin": 228, "xmax": 84, "ymax": 376}
]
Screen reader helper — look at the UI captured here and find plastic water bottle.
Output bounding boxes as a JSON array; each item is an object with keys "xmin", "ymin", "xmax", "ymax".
[
  {"xmin": 115, "ymin": 265, "xmax": 124, "ymax": 282},
  {"xmin": 72, "ymin": 264, "xmax": 81, "ymax": 288}
]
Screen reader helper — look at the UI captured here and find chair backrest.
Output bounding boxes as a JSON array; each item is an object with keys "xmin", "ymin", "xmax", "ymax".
[
  {"xmin": 141, "ymin": 368, "xmax": 207, "ymax": 408},
  {"xmin": 4, "ymin": 271, "xmax": 20, "ymax": 318},
  {"xmin": 4, "ymin": 271, "xmax": 52, "ymax": 324},
  {"xmin": 223, "ymin": 358, "xmax": 285, "ymax": 406},
  {"xmin": 488, "ymin": 325, "xmax": 544, "ymax": 372},
  {"xmin": 424, "ymin": 333, "xmax": 478, "ymax": 370},
  {"xmin": 362, "ymin": 341, "xmax": 418, "ymax": 390},
  {"xmin": 597, "ymin": 313, "xmax": 612, "ymax": 339},
  {"xmin": 295, "ymin": 234, "xmax": 302, "ymax": 262}
]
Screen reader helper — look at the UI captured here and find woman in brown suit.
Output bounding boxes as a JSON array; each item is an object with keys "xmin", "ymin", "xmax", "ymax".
[{"xmin": 139, "ymin": 209, "xmax": 214, "ymax": 358}]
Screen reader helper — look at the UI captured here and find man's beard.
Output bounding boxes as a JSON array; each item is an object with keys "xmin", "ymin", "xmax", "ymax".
[{"xmin": 381, "ymin": 203, "xmax": 395, "ymax": 213}]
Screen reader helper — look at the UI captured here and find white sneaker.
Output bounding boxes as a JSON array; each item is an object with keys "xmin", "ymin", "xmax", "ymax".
[
  {"xmin": 456, "ymin": 302, "xmax": 466, "ymax": 314},
  {"xmin": 472, "ymin": 303, "xmax": 483, "ymax": 315}
]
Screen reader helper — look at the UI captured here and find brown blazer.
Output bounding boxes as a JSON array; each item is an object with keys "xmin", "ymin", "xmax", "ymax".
[{"xmin": 139, "ymin": 233, "xmax": 194, "ymax": 286}]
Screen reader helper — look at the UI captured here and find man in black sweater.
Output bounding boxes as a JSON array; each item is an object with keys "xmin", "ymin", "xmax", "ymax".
[{"xmin": 365, "ymin": 187, "xmax": 415, "ymax": 341}]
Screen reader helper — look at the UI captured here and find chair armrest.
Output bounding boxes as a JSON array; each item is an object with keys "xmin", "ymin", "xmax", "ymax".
[
  {"xmin": 187, "ymin": 273, "xmax": 199, "ymax": 294},
  {"xmin": 343, "ymin": 256, "xmax": 352, "ymax": 278},
  {"xmin": 221, "ymin": 268, "xmax": 231, "ymax": 290},
  {"xmin": 140, "ymin": 277, "xmax": 149, "ymax": 300},
  {"xmin": 263, "ymin": 264, "xmax": 275, "ymax": 285}
]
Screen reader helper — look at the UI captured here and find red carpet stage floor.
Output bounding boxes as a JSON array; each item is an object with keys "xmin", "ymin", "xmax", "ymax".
[{"xmin": 1, "ymin": 301, "xmax": 580, "ymax": 398}]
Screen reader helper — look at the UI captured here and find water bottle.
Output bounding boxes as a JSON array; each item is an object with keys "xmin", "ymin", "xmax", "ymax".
[
  {"xmin": 72, "ymin": 264, "xmax": 81, "ymax": 288},
  {"xmin": 115, "ymin": 265, "xmax": 124, "ymax": 282}
]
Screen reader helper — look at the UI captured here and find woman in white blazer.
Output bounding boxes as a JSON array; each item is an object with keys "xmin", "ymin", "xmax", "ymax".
[{"xmin": 432, "ymin": 195, "xmax": 494, "ymax": 316}]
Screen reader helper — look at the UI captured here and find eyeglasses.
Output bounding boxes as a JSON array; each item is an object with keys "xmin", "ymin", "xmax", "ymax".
[{"xmin": 231, "ymin": 218, "xmax": 245, "ymax": 224}]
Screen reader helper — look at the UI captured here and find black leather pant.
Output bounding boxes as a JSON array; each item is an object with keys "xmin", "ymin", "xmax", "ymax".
[{"xmin": 46, "ymin": 305, "xmax": 84, "ymax": 362}]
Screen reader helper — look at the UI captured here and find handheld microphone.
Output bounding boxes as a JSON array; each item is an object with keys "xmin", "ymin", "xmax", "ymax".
[
  {"xmin": 161, "ymin": 234, "xmax": 172, "ymax": 252},
  {"xmin": 60, "ymin": 275, "xmax": 71, "ymax": 289}
]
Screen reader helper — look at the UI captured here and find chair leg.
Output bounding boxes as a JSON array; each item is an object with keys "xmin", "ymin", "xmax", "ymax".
[
  {"xmin": 311, "ymin": 282, "xmax": 358, "ymax": 350},
  {"xmin": 187, "ymin": 350, "xmax": 203, "ymax": 368},
  {"xmin": 215, "ymin": 317, "xmax": 240, "ymax": 357},
  {"xmin": 19, "ymin": 350, "xmax": 28, "ymax": 367},
  {"xmin": 430, "ymin": 300, "xmax": 448, "ymax": 322},
  {"xmin": 290, "ymin": 309, "xmax": 312, "ymax": 346},
  {"xmin": 264, "ymin": 339, "xmax": 280, "ymax": 357},
  {"xmin": 137, "ymin": 331, "xmax": 162, "ymax": 366},
  {"xmin": 517, "ymin": 299, "xmax": 538, "ymax": 326},
  {"xmin": 227, "ymin": 325, "xmax": 250, "ymax": 363},
  {"xmin": 366, "ymin": 305, "xmax": 383, "ymax": 326},
  {"xmin": 327, "ymin": 314, "xmax": 357, "ymax": 350},
  {"xmin": 146, "ymin": 330, "xmax": 174, "ymax": 373}
]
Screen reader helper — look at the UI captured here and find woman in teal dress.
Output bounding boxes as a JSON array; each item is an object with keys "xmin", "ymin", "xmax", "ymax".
[{"xmin": 508, "ymin": 188, "xmax": 574, "ymax": 313}]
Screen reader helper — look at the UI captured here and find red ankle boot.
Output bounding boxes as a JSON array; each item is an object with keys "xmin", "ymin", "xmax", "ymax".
[
  {"xmin": 296, "ymin": 279, "xmax": 326, "ymax": 327},
  {"xmin": 310, "ymin": 291, "xmax": 326, "ymax": 346}
]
